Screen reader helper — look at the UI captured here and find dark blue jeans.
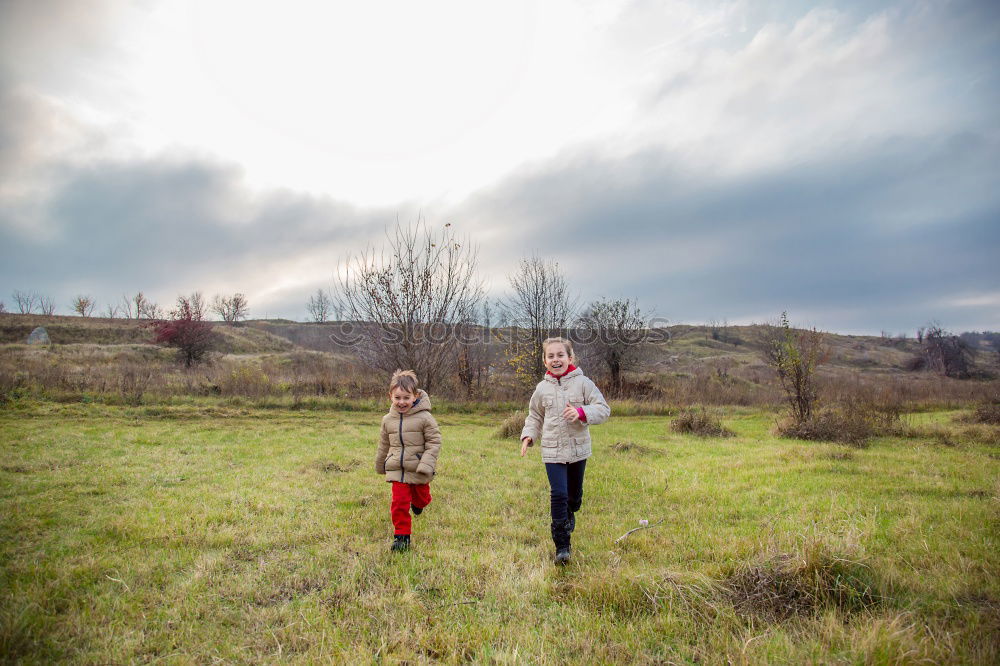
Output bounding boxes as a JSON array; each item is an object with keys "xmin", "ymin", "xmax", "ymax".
[{"xmin": 545, "ymin": 460, "xmax": 587, "ymax": 523}]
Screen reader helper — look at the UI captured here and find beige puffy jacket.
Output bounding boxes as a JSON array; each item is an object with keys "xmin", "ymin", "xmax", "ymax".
[
  {"xmin": 375, "ymin": 390, "xmax": 441, "ymax": 485},
  {"xmin": 521, "ymin": 367, "xmax": 610, "ymax": 463}
]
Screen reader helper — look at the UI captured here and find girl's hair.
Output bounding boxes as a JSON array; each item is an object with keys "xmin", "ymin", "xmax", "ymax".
[
  {"xmin": 542, "ymin": 336, "xmax": 575, "ymax": 360},
  {"xmin": 389, "ymin": 369, "xmax": 419, "ymax": 394}
]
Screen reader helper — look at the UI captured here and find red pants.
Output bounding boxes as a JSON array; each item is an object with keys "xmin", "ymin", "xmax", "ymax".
[{"xmin": 390, "ymin": 482, "xmax": 432, "ymax": 536}]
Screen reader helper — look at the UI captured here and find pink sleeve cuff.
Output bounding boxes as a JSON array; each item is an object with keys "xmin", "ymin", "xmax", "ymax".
[{"xmin": 576, "ymin": 407, "xmax": 587, "ymax": 422}]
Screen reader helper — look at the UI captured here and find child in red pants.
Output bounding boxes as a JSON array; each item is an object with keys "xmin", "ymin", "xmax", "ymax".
[{"xmin": 375, "ymin": 370, "xmax": 441, "ymax": 551}]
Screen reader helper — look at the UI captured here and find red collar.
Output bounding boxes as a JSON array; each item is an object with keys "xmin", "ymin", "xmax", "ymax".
[{"xmin": 546, "ymin": 364, "xmax": 577, "ymax": 378}]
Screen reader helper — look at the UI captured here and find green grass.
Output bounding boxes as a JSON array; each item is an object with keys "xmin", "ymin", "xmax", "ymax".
[{"xmin": 1, "ymin": 402, "xmax": 998, "ymax": 663}]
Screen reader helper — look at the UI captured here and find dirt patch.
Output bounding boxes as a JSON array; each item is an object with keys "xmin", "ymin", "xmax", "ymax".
[
  {"xmin": 252, "ymin": 577, "xmax": 326, "ymax": 607},
  {"xmin": 309, "ymin": 459, "xmax": 361, "ymax": 473}
]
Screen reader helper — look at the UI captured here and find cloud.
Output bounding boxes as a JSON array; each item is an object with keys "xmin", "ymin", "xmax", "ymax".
[
  {"xmin": 456, "ymin": 128, "xmax": 1000, "ymax": 333},
  {"xmin": 0, "ymin": 154, "xmax": 398, "ymax": 317},
  {"xmin": 1, "ymin": 0, "xmax": 998, "ymax": 332}
]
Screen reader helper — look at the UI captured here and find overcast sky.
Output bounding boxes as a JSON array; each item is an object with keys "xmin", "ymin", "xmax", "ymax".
[{"xmin": 1, "ymin": 0, "xmax": 997, "ymax": 333}]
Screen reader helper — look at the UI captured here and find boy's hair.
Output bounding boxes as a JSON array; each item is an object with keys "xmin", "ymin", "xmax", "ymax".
[
  {"xmin": 542, "ymin": 336, "xmax": 575, "ymax": 360},
  {"xmin": 389, "ymin": 369, "xmax": 419, "ymax": 394}
]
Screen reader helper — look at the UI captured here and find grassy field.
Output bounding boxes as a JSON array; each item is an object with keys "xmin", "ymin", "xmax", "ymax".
[{"xmin": 1, "ymin": 401, "xmax": 997, "ymax": 664}]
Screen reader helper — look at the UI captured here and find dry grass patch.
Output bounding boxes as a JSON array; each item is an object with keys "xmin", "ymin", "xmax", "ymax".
[
  {"xmin": 670, "ymin": 408, "xmax": 735, "ymax": 437},
  {"xmin": 957, "ymin": 402, "xmax": 1000, "ymax": 426},
  {"xmin": 493, "ymin": 411, "xmax": 525, "ymax": 439},
  {"xmin": 609, "ymin": 440, "xmax": 654, "ymax": 455},
  {"xmin": 724, "ymin": 540, "xmax": 884, "ymax": 623}
]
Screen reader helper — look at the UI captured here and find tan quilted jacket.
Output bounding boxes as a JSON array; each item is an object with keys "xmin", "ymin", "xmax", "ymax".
[
  {"xmin": 520, "ymin": 367, "xmax": 610, "ymax": 463},
  {"xmin": 375, "ymin": 390, "xmax": 441, "ymax": 485}
]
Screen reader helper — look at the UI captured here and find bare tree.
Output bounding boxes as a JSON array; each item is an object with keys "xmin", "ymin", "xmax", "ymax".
[
  {"xmin": 122, "ymin": 292, "xmax": 141, "ymax": 319},
  {"xmin": 921, "ymin": 322, "xmax": 971, "ymax": 378},
  {"xmin": 760, "ymin": 312, "xmax": 828, "ymax": 422},
  {"xmin": 212, "ymin": 293, "xmax": 249, "ymax": 325},
  {"xmin": 37, "ymin": 295, "xmax": 56, "ymax": 315},
  {"xmin": 189, "ymin": 291, "xmax": 207, "ymax": 320},
  {"xmin": 72, "ymin": 295, "xmax": 96, "ymax": 317},
  {"xmin": 103, "ymin": 303, "xmax": 121, "ymax": 319},
  {"xmin": 12, "ymin": 290, "xmax": 37, "ymax": 314},
  {"xmin": 334, "ymin": 220, "xmax": 483, "ymax": 393},
  {"xmin": 503, "ymin": 255, "xmax": 576, "ymax": 381},
  {"xmin": 576, "ymin": 298, "xmax": 648, "ymax": 394},
  {"xmin": 0, "ymin": 301, "xmax": 5, "ymax": 313},
  {"xmin": 456, "ymin": 304, "xmax": 497, "ymax": 397},
  {"xmin": 307, "ymin": 288, "xmax": 333, "ymax": 322},
  {"xmin": 140, "ymin": 302, "xmax": 162, "ymax": 319},
  {"xmin": 121, "ymin": 292, "xmax": 158, "ymax": 319}
]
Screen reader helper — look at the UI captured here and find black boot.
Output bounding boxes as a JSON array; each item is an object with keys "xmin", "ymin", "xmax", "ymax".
[
  {"xmin": 567, "ymin": 512, "xmax": 575, "ymax": 533},
  {"xmin": 411, "ymin": 504, "xmax": 423, "ymax": 515},
  {"xmin": 391, "ymin": 535, "xmax": 410, "ymax": 552},
  {"xmin": 550, "ymin": 519, "xmax": 572, "ymax": 565}
]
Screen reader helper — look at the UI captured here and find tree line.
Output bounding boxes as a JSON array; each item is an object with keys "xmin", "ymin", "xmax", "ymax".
[
  {"xmin": 4, "ymin": 220, "xmax": 993, "ymax": 393},
  {"xmin": 3, "ymin": 290, "xmax": 248, "ymax": 323}
]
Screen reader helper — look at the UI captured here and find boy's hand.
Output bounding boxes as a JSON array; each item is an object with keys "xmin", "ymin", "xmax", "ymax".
[
  {"xmin": 563, "ymin": 402, "xmax": 580, "ymax": 422},
  {"xmin": 520, "ymin": 437, "xmax": 531, "ymax": 457}
]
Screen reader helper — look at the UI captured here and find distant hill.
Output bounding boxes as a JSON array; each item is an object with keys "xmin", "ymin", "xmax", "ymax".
[
  {"xmin": 1, "ymin": 313, "xmax": 995, "ymax": 377},
  {"xmin": 0, "ymin": 313, "xmax": 294, "ymax": 354}
]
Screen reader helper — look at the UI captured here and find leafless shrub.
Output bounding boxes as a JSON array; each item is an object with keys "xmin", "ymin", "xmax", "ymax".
[
  {"xmin": 494, "ymin": 412, "xmax": 526, "ymax": 439},
  {"xmin": 119, "ymin": 364, "xmax": 152, "ymax": 406},
  {"xmin": 776, "ymin": 409, "xmax": 866, "ymax": 447},
  {"xmin": 919, "ymin": 322, "xmax": 971, "ymax": 378},
  {"xmin": 776, "ymin": 398, "xmax": 900, "ymax": 447},
  {"xmin": 670, "ymin": 409, "xmax": 735, "ymax": 437},
  {"xmin": 958, "ymin": 401, "xmax": 1000, "ymax": 425},
  {"xmin": 334, "ymin": 220, "xmax": 483, "ymax": 393}
]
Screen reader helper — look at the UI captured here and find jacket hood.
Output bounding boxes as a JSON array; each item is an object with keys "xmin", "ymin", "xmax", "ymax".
[
  {"xmin": 390, "ymin": 388, "xmax": 432, "ymax": 415},
  {"xmin": 542, "ymin": 366, "xmax": 582, "ymax": 384}
]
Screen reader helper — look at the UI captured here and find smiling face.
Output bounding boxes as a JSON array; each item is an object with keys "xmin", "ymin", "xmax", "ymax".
[
  {"xmin": 390, "ymin": 387, "xmax": 417, "ymax": 413},
  {"xmin": 543, "ymin": 341, "xmax": 572, "ymax": 376}
]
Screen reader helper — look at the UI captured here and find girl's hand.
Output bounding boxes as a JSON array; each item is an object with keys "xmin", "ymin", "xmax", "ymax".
[
  {"xmin": 520, "ymin": 437, "xmax": 531, "ymax": 457},
  {"xmin": 563, "ymin": 402, "xmax": 580, "ymax": 422}
]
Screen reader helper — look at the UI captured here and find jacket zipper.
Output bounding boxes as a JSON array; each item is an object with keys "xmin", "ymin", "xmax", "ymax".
[{"xmin": 398, "ymin": 412, "xmax": 405, "ymax": 483}]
